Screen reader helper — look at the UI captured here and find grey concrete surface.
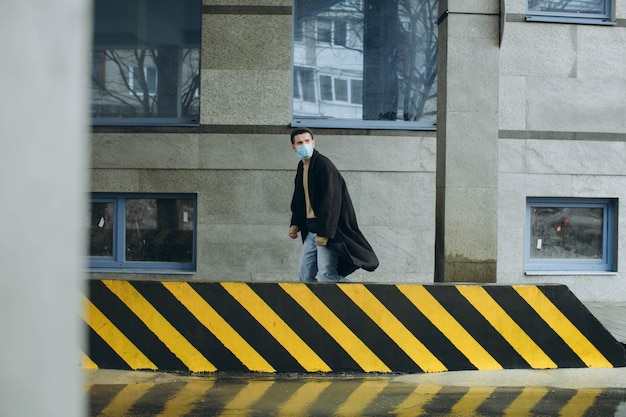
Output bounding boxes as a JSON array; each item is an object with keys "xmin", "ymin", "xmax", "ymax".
[{"xmin": 586, "ymin": 302, "xmax": 626, "ymax": 343}]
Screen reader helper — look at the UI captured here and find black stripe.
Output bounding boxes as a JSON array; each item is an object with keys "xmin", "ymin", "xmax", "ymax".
[
  {"xmin": 368, "ymin": 285, "xmax": 477, "ymax": 371},
  {"xmin": 533, "ymin": 388, "xmax": 581, "ymax": 415},
  {"xmin": 425, "ymin": 286, "xmax": 532, "ymax": 369},
  {"xmin": 484, "ymin": 286, "xmax": 586, "ymax": 368},
  {"xmin": 589, "ymin": 388, "xmax": 626, "ymax": 415},
  {"xmin": 128, "ymin": 384, "xmax": 173, "ymax": 415},
  {"xmin": 359, "ymin": 382, "xmax": 420, "ymax": 415},
  {"xmin": 423, "ymin": 386, "xmax": 472, "ymax": 414},
  {"xmin": 85, "ymin": 323, "xmax": 129, "ymax": 370},
  {"xmin": 192, "ymin": 378, "xmax": 251, "ymax": 413},
  {"xmin": 190, "ymin": 283, "xmax": 305, "ymax": 372},
  {"xmin": 88, "ymin": 280, "xmax": 186, "ymax": 371},
  {"xmin": 88, "ymin": 384, "xmax": 127, "ymax": 416},
  {"xmin": 309, "ymin": 284, "xmax": 419, "ymax": 372},
  {"xmin": 132, "ymin": 281, "xmax": 247, "ymax": 372},
  {"xmin": 539, "ymin": 285, "xmax": 626, "ymax": 367},
  {"xmin": 474, "ymin": 387, "xmax": 528, "ymax": 414},
  {"xmin": 313, "ymin": 379, "xmax": 368, "ymax": 413},
  {"xmin": 250, "ymin": 283, "xmax": 362, "ymax": 372}
]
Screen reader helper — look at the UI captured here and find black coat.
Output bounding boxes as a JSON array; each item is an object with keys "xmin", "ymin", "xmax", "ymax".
[{"xmin": 290, "ymin": 150, "xmax": 379, "ymax": 276}]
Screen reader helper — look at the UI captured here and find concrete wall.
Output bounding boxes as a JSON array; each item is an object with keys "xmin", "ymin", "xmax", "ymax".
[
  {"xmin": 91, "ymin": 131, "xmax": 436, "ymax": 283},
  {"xmin": 497, "ymin": 0, "xmax": 626, "ymax": 301},
  {"xmin": 92, "ymin": 0, "xmax": 626, "ymax": 301}
]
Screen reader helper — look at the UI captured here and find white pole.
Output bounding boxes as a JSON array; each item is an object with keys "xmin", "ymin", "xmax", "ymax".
[{"xmin": 0, "ymin": 1, "xmax": 91, "ymax": 416}]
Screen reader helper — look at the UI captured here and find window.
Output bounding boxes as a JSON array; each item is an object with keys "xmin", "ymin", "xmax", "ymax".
[
  {"xmin": 294, "ymin": 67, "xmax": 317, "ymax": 103},
  {"xmin": 91, "ymin": 0, "xmax": 201, "ymax": 125},
  {"xmin": 130, "ymin": 66, "xmax": 158, "ymax": 96},
  {"xmin": 526, "ymin": 0, "xmax": 615, "ymax": 25},
  {"xmin": 525, "ymin": 198, "xmax": 617, "ymax": 273},
  {"xmin": 89, "ymin": 193, "xmax": 197, "ymax": 272},
  {"xmin": 319, "ymin": 74, "xmax": 361, "ymax": 104},
  {"xmin": 316, "ymin": 18, "xmax": 348, "ymax": 46},
  {"xmin": 292, "ymin": 0, "xmax": 438, "ymax": 130}
]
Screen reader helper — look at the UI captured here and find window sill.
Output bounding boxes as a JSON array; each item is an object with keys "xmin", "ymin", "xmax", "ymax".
[
  {"xmin": 525, "ymin": 15, "xmax": 616, "ymax": 26},
  {"xmin": 88, "ymin": 268, "xmax": 196, "ymax": 275},
  {"xmin": 525, "ymin": 271, "xmax": 617, "ymax": 276},
  {"xmin": 291, "ymin": 119, "xmax": 436, "ymax": 131}
]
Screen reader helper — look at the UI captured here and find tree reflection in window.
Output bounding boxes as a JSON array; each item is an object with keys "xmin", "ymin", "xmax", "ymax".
[
  {"xmin": 293, "ymin": 0, "xmax": 438, "ymax": 124},
  {"xmin": 91, "ymin": 0, "xmax": 200, "ymax": 122}
]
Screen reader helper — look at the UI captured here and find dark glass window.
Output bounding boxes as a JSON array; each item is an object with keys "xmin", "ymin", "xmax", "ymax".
[
  {"xmin": 91, "ymin": 0, "xmax": 201, "ymax": 125},
  {"xmin": 525, "ymin": 198, "xmax": 617, "ymax": 272},
  {"xmin": 89, "ymin": 194, "xmax": 197, "ymax": 272},
  {"xmin": 292, "ymin": 0, "xmax": 438, "ymax": 129}
]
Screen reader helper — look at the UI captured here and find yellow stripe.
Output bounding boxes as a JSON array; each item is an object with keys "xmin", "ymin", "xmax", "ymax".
[
  {"xmin": 334, "ymin": 380, "xmax": 389, "ymax": 416},
  {"xmin": 221, "ymin": 282, "xmax": 331, "ymax": 372},
  {"xmin": 277, "ymin": 380, "xmax": 332, "ymax": 416},
  {"xmin": 80, "ymin": 351, "xmax": 99, "ymax": 370},
  {"xmin": 97, "ymin": 383, "xmax": 154, "ymax": 417},
  {"xmin": 558, "ymin": 389, "xmax": 602, "ymax": 417},
  {"xmin": 103, "ymin": 280, "xmax": 216, "ymax": 372},
  {"xmin": 81, "ymin": 294, "xmax": 157, "ymax": 370},
  {"xmin": 451, "ymin": 386, "xmax": 497, "ymax": 415},
  {"xmin": 155, "ymin": 380, "xmax": 216, "ymax": 417},
  {"xmin": 393, "ymin": 384, "xmax": 442, "ymax": 416},
  {"xmin": 219, "ymin": 380, "xmax": 275, "ymax": 417},
  {"xmin": 279, "ymin": 282, "xmax": 391, "ymax": 372},
  {"xmin": 340, "ymin": 284, "xmax": 447, "ymax": 372},
  {"xmin": 162, "ymin": 282, "xmax": 275, "ymax": 372},
  {"xmin": 457, "ymin": 286, "xmax": 558, "ymax": 369},
  {"xmin": 514, "ymin": 286, "xmax": 613, "ymax": 368},
  {"xmin": 397, "ymin": 285, "xmax": 503, "ymax": 370},
  {"xmin": 503, "ymin": 387, "xmax": 549, "ymax": 416}
]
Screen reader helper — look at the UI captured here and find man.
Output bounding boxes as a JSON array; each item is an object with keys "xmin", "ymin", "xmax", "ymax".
[{"xmin": 288, "ymin": 127, "xmax": 379, "ymax": 282}]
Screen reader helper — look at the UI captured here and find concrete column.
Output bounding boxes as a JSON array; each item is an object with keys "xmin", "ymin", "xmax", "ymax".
[
  {"xmin": 435, "ymin": 0, "xmax": 500, "ymax": 282},
  {"xmin": 0, "ymin": 1, "xmax": 90, "ymax": 416}
]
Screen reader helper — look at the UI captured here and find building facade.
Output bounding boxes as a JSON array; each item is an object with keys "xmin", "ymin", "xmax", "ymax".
[{"xmin": 89, "ymin": 0, "xmax": 626, "ymax": 302}]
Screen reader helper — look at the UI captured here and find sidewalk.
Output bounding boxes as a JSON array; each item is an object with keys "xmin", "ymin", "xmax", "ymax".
[{"xmin": 584, "ymin": 302, "xmax": 626, "ymax": 343}]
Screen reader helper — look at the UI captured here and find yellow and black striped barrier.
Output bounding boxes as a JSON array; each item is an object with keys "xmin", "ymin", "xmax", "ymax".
[{"xmin": 82, "ymin": 280, "xmax": 625, "ymax": 373}]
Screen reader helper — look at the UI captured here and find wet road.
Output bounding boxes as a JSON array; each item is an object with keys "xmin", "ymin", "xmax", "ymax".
[{"xmin": 88, "ymin": 374, "xmax": 626, "ymax": 416}]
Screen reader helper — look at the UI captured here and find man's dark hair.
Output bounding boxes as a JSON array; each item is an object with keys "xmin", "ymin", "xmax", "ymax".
[{"xmin": 290, "ymin": 127, "xmax": 314, "ymax": 144}]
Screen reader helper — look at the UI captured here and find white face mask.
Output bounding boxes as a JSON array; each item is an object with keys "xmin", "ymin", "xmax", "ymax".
[{"xmin": 296, "ymin": 143, "xmax": 314, "ymax": 159}]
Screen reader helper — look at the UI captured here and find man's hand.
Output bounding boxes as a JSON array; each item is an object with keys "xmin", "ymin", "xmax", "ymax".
[
  {"xmin": 315, "ymin": 236, "xmax": 328, "ymax": 246},
  {"xmin": 289, "ymin": 225, "xmax": 299, "ymax": 239}
]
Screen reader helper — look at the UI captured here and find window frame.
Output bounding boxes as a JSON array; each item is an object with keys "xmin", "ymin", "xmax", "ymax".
[
  {"xmin": 319, "ymin": 74, "xmax": 360, "ymax": 104},
  {"xmin": 89, "ymin": 193, "xmax": 197, "ymax": 274},
  {"xmin": 525, "ymin": 0, "xmax": 616, "ymax": 26},
  {"xmin": 524, "ymin": 197, "xmax": 617, "ymax": 274}
]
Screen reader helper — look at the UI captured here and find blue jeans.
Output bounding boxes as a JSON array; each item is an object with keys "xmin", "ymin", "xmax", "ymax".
[{"xmin": 298, "ymin": 232, "xmax": 347, "ymax": 282}]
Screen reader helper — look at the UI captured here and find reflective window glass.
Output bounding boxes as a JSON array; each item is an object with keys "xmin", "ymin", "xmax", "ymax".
[
  {"xmin": 293, "ymin": 0, "xmax": 438, "ymax": 129},
  {"xmin": 90, "ymin": 201, "xmax": 114, "ymax": 258},
  {"xmin": 526, "ymin": 0, "xmax": 613, "ymax": 24},
  {"xmin": 91, "ymin": 0, "xmax": 201, "ymax": 125},
  {"xmin": 89, "ymin": 194, "xmax": 196, "ymax": 272},
  {"xmin": 525, "ymin": 198, "xmax": 616, "ymax": 272}
]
